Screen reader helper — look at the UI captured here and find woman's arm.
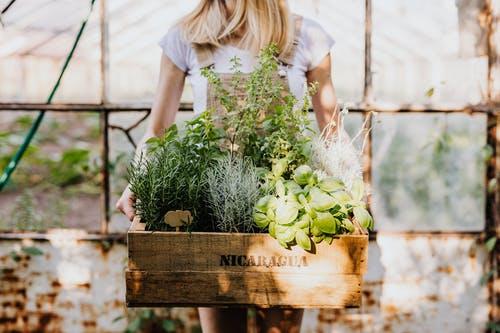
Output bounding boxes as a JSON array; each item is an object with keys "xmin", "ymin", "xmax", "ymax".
[
  {"xmin": 306, "ymin": 53, "xmax": 338, "ymax": 134},
  {"xmin": 142, "ymin": 54, "xmax": 186, "ymax": 141},
  {"xmin": 116, "ymin": 54, "xmax": 186, "ymax": 221}
]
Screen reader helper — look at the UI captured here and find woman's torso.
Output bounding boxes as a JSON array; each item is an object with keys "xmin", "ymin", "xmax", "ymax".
[{"xmin": 159, "ymin": 16, "xmax": 335, "ymax": 114}]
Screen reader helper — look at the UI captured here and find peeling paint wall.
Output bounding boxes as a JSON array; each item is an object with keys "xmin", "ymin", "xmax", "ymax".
[
  {"xmin": 0, "ymin": 233, "xmax": 199, "ymax": 332},
  {"xmin": 0, "ymin": 236, "xmax": 128, "ymax": 332},
  {"xmin": 0, "ymin": 234, "xmax": 489, "ymax": 332},
  {"xmin": 302, "ymin": 235, "xmax": 489, "ymax": 333}
]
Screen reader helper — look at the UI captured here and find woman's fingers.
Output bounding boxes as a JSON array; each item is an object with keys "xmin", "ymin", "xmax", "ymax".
[{"xmin": 116, "ymin": 187, "xmax": 136, "ymax": 221}]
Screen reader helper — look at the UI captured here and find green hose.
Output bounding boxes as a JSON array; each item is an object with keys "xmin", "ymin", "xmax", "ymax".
[{"xmin": 0, "ymin": 0, "xmax": 97, "ymax": 191}]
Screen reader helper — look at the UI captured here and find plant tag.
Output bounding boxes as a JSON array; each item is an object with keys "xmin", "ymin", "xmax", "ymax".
[{"xmin": 164, "ymin": 210, "xmax": 193, "ymax": 231}]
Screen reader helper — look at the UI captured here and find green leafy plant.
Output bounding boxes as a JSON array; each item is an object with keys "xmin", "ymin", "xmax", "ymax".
[
  {"xmin": 10, "ymin": 246, "xmax": 44, "ymax": 263},
  {"xmin": 129, "ymin": 43, "xmax": 373, "ymax": 249},
  {"xmin": 48, "ymin": 148, "xmax": 94, "ymax": 186},
  {"xmin": 203, "ymin": 43, "xmax": 316, "ymax": 177},
  {"xmin": 205, "ymin": 155, "xmax": 262, "ymax": 233},
  {"xmin": 128, "ymin": 111, "xmax": 226, "ymax": 231},
  {"xmin": 253, "ymin": 165, "xmax": 372, "ymax": 251}
]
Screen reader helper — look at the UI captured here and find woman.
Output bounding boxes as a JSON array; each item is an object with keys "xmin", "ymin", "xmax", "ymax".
[{"xmin": 117, "ymin": 1, "xmax": 338, "ymax": 332}]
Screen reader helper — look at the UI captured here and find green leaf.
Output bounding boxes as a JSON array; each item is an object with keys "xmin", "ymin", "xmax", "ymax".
[
  {"xmin": 141, "ymin": 309, "xmax": 153, "ymax": 319},
  {"xmin": 275, "ymin": 202, "xmax": 298, "ymax": 225},
  {"xmin": 425, "ymin": 87, "xmax": 435, "ymax": 97},
  {"xmin": 255, "ymin": 195, "xmax": 276, "ymax": 213},
  {"xmin": 112, "ymin": 315, "xmax": 125, "ymax": 323},
  {"xmin": 481, "ymin": 144, "xmax": 494, "ymax": 163},
  {"xmin": 480, "ymin": 269, "xmax": 495, "ymax": 286},
  {"xmin": 313, "ymin": 235, "xmax": 324, "ymax": 244},
  {"xmin": 276, "ymin": 225, "xmax": 296, "ymax": 243},
  {"xmin": 486, "ymin": 237, "xmax": 497, "ymax": 252},
  {"xmin": 276, "ymin": 179, "xmax": 286, "ymax": 197},
  {"xmin": 353, "ymin": 206, "xmax": 373, "ymax": 229},
  {"xmin": 342, "ymin": 219, "xmax": 355, "ymax": 233},
  {"xmin": 278, "ymin": 240, "xmax": 289, "ymax": 249},
  {"xmin": 256, "ymin": 167, "xmax": 271, "ymax": 179},
  {"xmin": 272, "ymin": 158, "xmax": 288, "ymax": 177},
  {"xmin": 300, "ymin": 141, "xmax": 312, "ymax": 160},
  {"xmin": 127, "ymin": 317, "xmax": 143, "ymax": 332},
  {"xmin": 314, "ymin": 212, "xmax": 336, "ymax": 234},
  {"xmin": 269, "ymin": 222, "xmax": 277, "ymax": 238},
  {"xmin": 253, "ymin": 212, "xmax": 269, "ymax": 228},
  {"xmin": 295, "ymin": 229, "xmax": 311, "ymax": 251},
  {"xmin": 266, "ymin": 208, "xmax": 275, "ymax": 221},
  {"xmin": 487, "ymin": 321, "xmax": 500, "ymax": 332},
  {"xmin": 295, "ymin": 214, "xmax": 310, "ymax": 229},
  {"xmin": 10, "ymin": 251, "xmax": 21, "ymax": 263},
  {"xmin": 285, "ymin": 192, "xmax": 299, "ymax": 204},
  {"xmin": 145, "ymin": 136, "xmax": 161, "ymax": 148},
  {"xmin": 324, "ymin": 235, "xmax": 333, "ymax": 244},
  {"xmin": 162, "ymin": 319, "xmax": 176, "ymax": 332},
  {"xmin": 311, "ymin": 224, "xmax": 322, "ymax": 237},
  {"xmin": 22, "ymin": 246, "xmax": 43, "ymax": 256},
  {"xmin": 318, "ymin": 177, "xmax": 344, "ymax": 192},
  {"xmin": 330, "ymin": 191, "xmax": 352, "ymax": 206},
  {"xmin": 191, "ymin": 325, "xmax": 203, "ymax": 333},
  {"xmin": 293, "ymin": 165, "xmax": 313, "ymax": 185},
  {"xmin": 298, "ymin": 193, "xmax": 308, "ymax": 206},
  {"xmin": 350, "ymin": 178, "xmax": 365, "ymax": 201},
  {"xmin": 309, "ymin": 187, "xmax": 336, "ymax": 211},
  {"xmin": 284, "ymin": 180, "xmax": 302, "ymax": 193}
]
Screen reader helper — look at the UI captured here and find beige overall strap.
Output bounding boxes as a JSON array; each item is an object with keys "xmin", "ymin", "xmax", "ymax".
[
  {"xmin": 277, "ymin": 15, "xmax": 303, "ymax": 66},
  {"xmin": 193, "ymin": 44, "xmax": 215, "ymax": 68}
]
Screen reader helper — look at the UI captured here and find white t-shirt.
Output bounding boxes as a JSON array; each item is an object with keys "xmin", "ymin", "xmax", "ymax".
[{"xmin": 159, "ymin": 17, "xmax": 335, "ymax": 114}]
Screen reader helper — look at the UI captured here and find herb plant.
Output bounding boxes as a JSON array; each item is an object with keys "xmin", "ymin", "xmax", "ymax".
[
  {"xmin": 205, "ymin": 155, "xmax": 261, "ymax": 233},
  {"xmin": 127, "ymin": 44, "xmax": 373, "ymax": 245},
  {"xmin": 202, "ymin": 43, "xmax": 316, "ymax": 177},
  {"xmin": 128, "ymin": 111, "xmax": 225, "ymax": 231},
  {"xmin": 253, "ymin": 165, "xmax": 373, "ymax": 251},
  {"xmin": 310, "ymin": 107, "xmax": 375, "ymax": 192}
]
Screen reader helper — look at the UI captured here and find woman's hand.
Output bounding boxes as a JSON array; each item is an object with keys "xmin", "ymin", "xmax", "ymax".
[{"xmin": 116, "ymin": 186, "xmax": 136, "ymax": 221}]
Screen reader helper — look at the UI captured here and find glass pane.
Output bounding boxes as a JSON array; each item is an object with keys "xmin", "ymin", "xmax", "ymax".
[
  {"xmin": 0, "ymin": 0, "xmax": 101, "ymax": 103},
  {"xmin": 372, "ymin": 0, "xmax": 488, "ymax": 108},
  {"xmin": 108, "ymin": 0, "xmax": 198, "ymax": 103},
  {"xmin": 289, "ymin": 0, "xmax": 365, "ymax": 104},
  {"xmin": 0, "ymin": 111, "xmax": 101, "ymax": 231},
  {"xmin": 371, "ymin": 113, "xmax": 487, "ymax": 231}
]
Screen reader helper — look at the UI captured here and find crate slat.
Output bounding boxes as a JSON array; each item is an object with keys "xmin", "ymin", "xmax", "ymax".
[
  {"xmin": 127, "ymin": 219, "xmax": 368, "ymax": 308},
  {"xmin": 126, "ymin": 270, "xmax": 362, "ymax": 308}
]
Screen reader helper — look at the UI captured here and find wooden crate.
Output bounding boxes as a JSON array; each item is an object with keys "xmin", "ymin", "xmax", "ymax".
[{"xmin": 126, "ymin": 218, "xmax": 368, "ymax": 308}]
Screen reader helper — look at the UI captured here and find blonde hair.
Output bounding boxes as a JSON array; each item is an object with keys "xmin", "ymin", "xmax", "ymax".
[{"xmin": 179, "ymin": 0, "xmax": 294, "ymax": 54}]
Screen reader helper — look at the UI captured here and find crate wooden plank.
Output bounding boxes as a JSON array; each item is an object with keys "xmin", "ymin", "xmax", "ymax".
[
  {"xmin": 126, "ymin": 270, "xmax": 363, "ymax": 308},
  {"xmin": 127, "ymin": 219, "xmax": 368, "ymax": 307},
  {"xmin": 128, "ymin": 224, "xmax": 367, "ymax": 275}
]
